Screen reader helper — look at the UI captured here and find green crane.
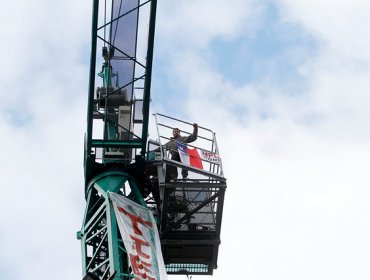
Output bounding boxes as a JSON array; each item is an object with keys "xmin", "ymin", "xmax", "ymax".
[{"xmin": 77, "ymin": 1, "xmax": 226, "ymax": 279}]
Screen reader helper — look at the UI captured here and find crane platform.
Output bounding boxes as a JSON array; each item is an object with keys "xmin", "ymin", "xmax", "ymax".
[{"xmin": 145, "ymin": 113, "xmax": 227, "ymax": 275}]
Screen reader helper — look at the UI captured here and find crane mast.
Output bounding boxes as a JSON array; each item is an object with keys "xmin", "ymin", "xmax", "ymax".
[{"xmin": 78, "ymin": 1, "xmax": 227, "ymax": 279}]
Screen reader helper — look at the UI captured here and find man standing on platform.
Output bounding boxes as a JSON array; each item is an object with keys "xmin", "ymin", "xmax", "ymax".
[{"xmin": 163, "ymin": 123, "xmax": 198, "ymax": 181}]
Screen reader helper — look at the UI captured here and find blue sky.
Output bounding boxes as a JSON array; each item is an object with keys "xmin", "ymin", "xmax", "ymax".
[
  {"xmin": 210, "ymin": 3, "xmax": 317, "ymax": 88},
  {"xmin": 1, "ymin": 0, "xmax": 370, "ymax": 280},
  {"xmin": 152, "ymin": 1, "xmax": 319, "ymax": 123}
]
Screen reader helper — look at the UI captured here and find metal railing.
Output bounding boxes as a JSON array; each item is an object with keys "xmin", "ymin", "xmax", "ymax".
[{"xmin": 150, "ymin": 113, "xmax": 225, "ymax": 180}]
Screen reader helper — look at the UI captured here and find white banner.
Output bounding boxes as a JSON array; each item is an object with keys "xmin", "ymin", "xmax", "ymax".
[
  {"xmin": 109, "ymin": 193, "xmax": 168, "ymax": 280},
  {"xmin": 200, "ymin": 150, "xmax": 221, "ymax": 164}
]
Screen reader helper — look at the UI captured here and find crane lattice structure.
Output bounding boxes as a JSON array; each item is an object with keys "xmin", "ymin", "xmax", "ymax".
[{"xmin": 77, "ymin": 1, "xmax": 227, "ymax": 279}]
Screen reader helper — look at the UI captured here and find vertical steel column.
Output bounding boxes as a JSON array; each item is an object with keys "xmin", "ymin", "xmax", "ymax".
[
  {"xmin": 86, "ymin": 0, "xmax": 99, "ymax": 155},
  {"xmin": 141, "ymin": 0, "xmax": 157, "ymax": 155},
  {"xmin": 106, "ymin": 198, "xmax": 122, "ymax": 279}
]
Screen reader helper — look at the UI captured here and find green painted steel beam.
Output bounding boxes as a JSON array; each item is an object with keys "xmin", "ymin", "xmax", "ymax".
[
  {"xmin": 86, "ymin": 0, "xmax": 99, "ymax": 155},
  {"xmin": 80, "ymin": 171, "xmax": 146, "ymax": 279},
  {"xmin": 106, "ymin": 200, "xmax": 122, "ymax": 279},
  {"xmin": 91, "ymin": 139, "xmax": 142, "ymax": 148}
]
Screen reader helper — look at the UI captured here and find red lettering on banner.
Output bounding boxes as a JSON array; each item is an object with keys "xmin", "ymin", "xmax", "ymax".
[
  {"xmin": 116, "ymin": 206, "xmax": 157, "ymax": 279},
  {"xmin": 201, "ymin": 151, "xmax": 220, "ymax": 162},
  {"xmin": 117, "ymin": 206, "xmax": 152, "ymax": 235},
  {"xmin": 131, "ymin": 235, "xmax": 151, "ymax": 259},
  {"xmin": 129, "ymin": 254, "xmax": 155, "ymax": 280}
]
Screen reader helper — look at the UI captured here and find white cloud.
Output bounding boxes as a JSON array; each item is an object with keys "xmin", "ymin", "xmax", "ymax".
[
  {"xmin": 0, "ymin": 1, "xmax": 90, "ymax": 279},
  {"xmin": 278, "ymin": 0, "xmax": 370, "ymax": 59},
  {"xmin": 215, "ymin": 129, "xmax": 370, "ymax": 279},
  {"xmin": 156, "ymin": 0, "xmax": 261, "ymax": 49},
  {"xmin": 273, "ymin": 0, "xmax": 370, "ymax": 141}
]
